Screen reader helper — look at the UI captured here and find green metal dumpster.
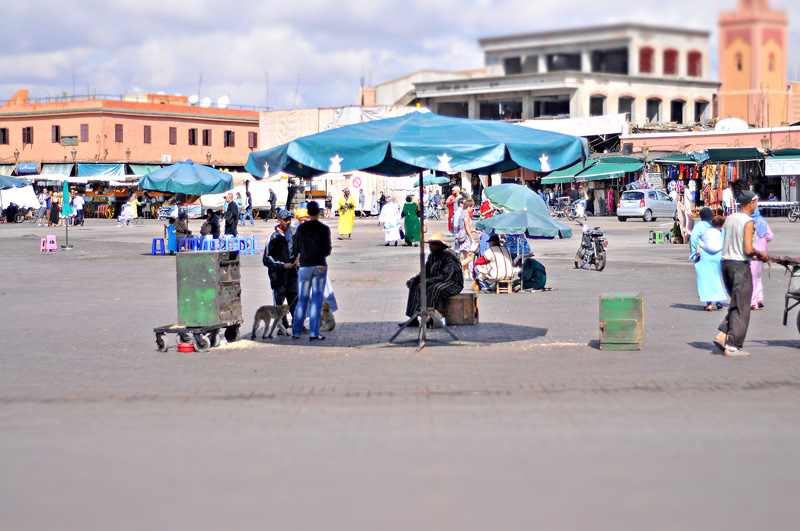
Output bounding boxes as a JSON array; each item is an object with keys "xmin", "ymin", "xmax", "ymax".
[
  {"xmin": 599, "ymin": 292, "xmax": 644, "ymax": 350},
  {"xmin": 176, "ymin": 251, "xmax": 242, "ymax": 327}
]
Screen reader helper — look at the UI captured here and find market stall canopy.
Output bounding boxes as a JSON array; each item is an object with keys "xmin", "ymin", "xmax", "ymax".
[
  {"xmin": 484, "ymin": 184, "xmax": 550, "ymax": 217},
  {"xmin": 0, "ymin": 164, "xmax": 13, "ymax": 177},
  {"xmin": 652, "ymin": 154, "xmax": 699, "ymax": 165},
  {"xmin": 705, "ymin": 148, "xmax": 764, "ymax": 163},
  {"xmin": 540, "ymin": 159, "xmax": 595, "ymax": 184},
  {"xmin": 476, "ymin": 208, "xmax": 572, "ymax": 239},
  {"xmin": 574, "ymin": 157, "xmax": 643, "ymax": 182},
  {"xmin": 0, "ymin": 184, "xmax": 38, "ymax": 209},
  {"xmin": 413, "ymin": 174, "xmax": 450, "ymax": 187},
  {"xmin": 78, "ymin": 163, "xmax": 126, "ymax": 178},
  {"xmin": 139, "ymin": 159, "xmax": 233, "ymax": 195},
  {"xmin": 245, "ymin": 111, "xmax": 587, "ymax": 178},
  {"xmin": 130, "ymin": 164, "xmax": 164, "ymax": 176},
  {"xmin": 766, "ymin": 148, "xmax": 800, "ymax": 177}
]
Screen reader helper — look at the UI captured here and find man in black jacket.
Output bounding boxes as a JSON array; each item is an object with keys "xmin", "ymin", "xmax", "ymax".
[
  {"xmin": 262, "ymin": 209, "xmax": 298, "ymax": 330},
  {"xmin": 291, "ymin": 201, "xmax": 331, "ymax": 341},
  {"xmin": 224, "ymin": 192, "xmax": 238, "ymax": 236}
]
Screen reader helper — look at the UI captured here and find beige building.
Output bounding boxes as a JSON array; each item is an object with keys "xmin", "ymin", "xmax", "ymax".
[{"xmin": 375, "ymin": 24, "xmax": 720, "ymax": 127}]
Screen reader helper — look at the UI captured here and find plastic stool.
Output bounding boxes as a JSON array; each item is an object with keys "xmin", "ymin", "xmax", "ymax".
[
  {"xmin": 496, "ymin": 280, "xmax": 513, "ymax": 294},
  {"xmin": 655, "ymin": 231, "xmax": 666, "ymax": 244},
  {"xmin": 251, "ymin": 235, "xmax": 261, "ymax": 254},
  {"xmin": 151, "ymin": 238, "xmax": 165, "ymax": 255},
  {"xmin": 200, "ymin": 238, "xmax": 219, "ymax": 251},
  {"xmin": 41, "ymin": 235, "xmax": 57, "ymax": 252},
  {"xmin": 648, "ymin": 230, "xmax": 656, "ymax": 244},
  {"xmin": 242, "ymin": 237, "xmax": 254, "ymax": 256}
]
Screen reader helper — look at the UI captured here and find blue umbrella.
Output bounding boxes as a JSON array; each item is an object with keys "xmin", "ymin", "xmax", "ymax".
[
  {"xmin": 484, "ymin": 184, "xmax": 549, "ymax": 217},
  {"xmin": 413, "ymin": 174, "xmax": 450, "ymax": 187},
  {"xmin": 245, "ymin": 112, "xmax": 586, "ymax": 178},
  {"xmin": 244, "ymin": 112, "xmax": 585, "ymax": 348},
  {"xmin": 139, "ymin": 160, "xmax": 233, "ymax": 195},
  {"xmin": 475, "ymin": 208, "xmax": 572, "ymax": 239},
  {"xmin": 0, "ymin": 175, "xmax": 32, "ymax": 190}
]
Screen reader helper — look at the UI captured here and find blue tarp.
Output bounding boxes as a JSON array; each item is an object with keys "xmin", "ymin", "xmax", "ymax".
[{"xmin": 77, "ymin": 163, "xmax": 125, "ymax": 178}]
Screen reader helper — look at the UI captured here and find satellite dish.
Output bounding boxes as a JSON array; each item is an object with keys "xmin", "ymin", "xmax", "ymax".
[
  {"xmin": 175, "ymin": 93, "xmax": 182, "ymax": 97},
  {"xmin": 188, "ymin": 94, "xmax": 199, "ymax": 105},
  {"xmin": 715, "ymin": 117, "xmax": 749, "ymax": 133},
  {"xmin": 157, "ymin": 91, "xmax": 166, "ymax": 95},
  {"xmin": 200, "ymin": 97, "xmax": 212, "ymax": 108},
  {"xmin": 217, "ymin": 95, "xmax": 230, "ymax": 109}
]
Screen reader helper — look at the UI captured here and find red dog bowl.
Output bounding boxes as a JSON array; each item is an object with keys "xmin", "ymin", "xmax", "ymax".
[{"xmin": 177, "ymin": 342, "xmax": 195, "ymax": 353}]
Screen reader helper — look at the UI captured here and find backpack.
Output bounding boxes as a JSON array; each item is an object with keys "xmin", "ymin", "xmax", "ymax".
[
  {"xmin": 522, "ymin": 258, "xmax": 546, "ymax": 290},
  {"xmin": 453, "ymin": 210, "xmax": 467, "ymax": 244}
]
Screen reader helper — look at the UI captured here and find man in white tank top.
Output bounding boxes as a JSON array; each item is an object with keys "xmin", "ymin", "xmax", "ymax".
[{"xmin": 713, "ymin": 190, "xmax": 768, "ymax": 357}]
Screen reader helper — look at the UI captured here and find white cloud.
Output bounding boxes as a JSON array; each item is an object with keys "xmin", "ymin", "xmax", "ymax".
[{"xmin": 2, "ymin": 0, "xmax": 799, "ymax": 108}]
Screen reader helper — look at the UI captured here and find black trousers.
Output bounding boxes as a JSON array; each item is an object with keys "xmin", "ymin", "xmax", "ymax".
[
  {"xmin": 273, "ymin": 283, "xmax": 299, "ymax": 327},
  {"xmin": 719, "ymin": 260, "xmax": 753, "ymax": 349}
]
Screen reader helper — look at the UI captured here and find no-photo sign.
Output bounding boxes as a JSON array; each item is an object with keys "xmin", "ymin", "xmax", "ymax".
[{"xmin": 351, "ymin": 177, "xmax": 361, "ymax": 188}]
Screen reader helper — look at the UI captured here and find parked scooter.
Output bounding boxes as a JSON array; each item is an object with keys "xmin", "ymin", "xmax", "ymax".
[
  {"xmin": 574, "ymin": 223, "xmax": 607, "ymax": 271},
  {"xmin": 566, "ymin": 199, "xmax": 587, "ymax": 222}
]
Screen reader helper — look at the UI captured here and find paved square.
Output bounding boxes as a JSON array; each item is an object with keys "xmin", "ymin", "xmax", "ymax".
[{"xmin": 1, "ymin": 215, "xmax": 799, "ymax": 530}]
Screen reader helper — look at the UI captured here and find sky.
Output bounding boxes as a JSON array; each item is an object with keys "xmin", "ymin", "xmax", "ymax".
[{"xmin": 3, "ymin": 0, "xmax": 799, "ymax": 110}]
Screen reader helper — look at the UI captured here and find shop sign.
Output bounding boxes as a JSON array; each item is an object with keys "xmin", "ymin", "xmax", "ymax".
[
  {"xmin": 766, "ymin": 159, "xmax": 800, "ymax": 176},
  {"xmin": 644, "ymin": 172, "xmax": 663, "ymax": 190}
]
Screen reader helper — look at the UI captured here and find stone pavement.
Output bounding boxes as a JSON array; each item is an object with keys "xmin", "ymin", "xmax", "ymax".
[{"xmin": 1, "ymin": 214, "xmax": 799, "ymax": 530}]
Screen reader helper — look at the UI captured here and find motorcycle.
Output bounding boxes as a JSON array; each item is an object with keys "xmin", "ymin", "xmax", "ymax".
[
  {"xmin": 574, "ymin": 224, "xmax": 607, "ymax": 271},
  {"xmin": 788, "ymin": 202, "xmax": 800, "ymax": 223},
  {"xmin": 566, "ymin": 199, "xmax": 587, "ymax": 222}
]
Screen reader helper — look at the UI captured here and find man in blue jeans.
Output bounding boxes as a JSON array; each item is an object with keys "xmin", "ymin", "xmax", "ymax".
[{"xmin": 291, "ymin": 201, "xmax": 332, "ymax": 341}]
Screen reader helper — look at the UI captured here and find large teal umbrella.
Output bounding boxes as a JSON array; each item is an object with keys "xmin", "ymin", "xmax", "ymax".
[
  {"xmin": 484, "ymin": 184, "xmax": 549, "ymax": 217},
  {"xmin": 413, "ymin": 174, "xmax": 450, "ymax": 187},
  {"xmin": 245, "ymin": 112, "xmax": 585, "ymax": 348},
  {"xmin": 139, "ymin": 160, "xmax": 233, "ymax": 195},
  {"xmin": 245, "ymin": 111, "xmax": 586, "ymax": 178},
  {"xmin": 476, "ymin": 208, "xmax": 572, "ymax": 239}
]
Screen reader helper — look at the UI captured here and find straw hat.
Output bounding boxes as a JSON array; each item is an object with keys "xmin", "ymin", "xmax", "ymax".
[{"xmin": 425, "ymin": 231, "xmax": 450, "ymax": 247}]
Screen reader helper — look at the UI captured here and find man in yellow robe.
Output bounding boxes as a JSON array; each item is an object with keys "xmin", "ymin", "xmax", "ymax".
[{"xmin": 337, "ymin": 188, "xmax": 357, "ymax": 239}]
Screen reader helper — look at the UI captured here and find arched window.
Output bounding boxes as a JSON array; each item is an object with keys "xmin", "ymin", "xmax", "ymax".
[
  {"xmin": 688, "ymin": 51, "xmax": 702, "ymax": 77},
  {"xmin": 639, "ymin": 47, "xmax": 654, "ymax": 74},
  {"xmin": 664, "ymin": 49, "xmax": 678, "ymax": 75},
  {"xmin": 736, "ymin": 53, "xmax": 743, "ymax": 72}
]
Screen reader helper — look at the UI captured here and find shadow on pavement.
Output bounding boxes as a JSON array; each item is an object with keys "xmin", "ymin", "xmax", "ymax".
[
  {"xmin": 751, "ymin": 339, "xmax": 800, "ymax": 349},
  {"xmin": 687, "ymin": 341, "xmax": 719, "ymax": 353},
  {"xmin": 670, "ymin": 303, "xmax": 716, "ymax": 312},
  {"xmin": 324, "ymin": 321, "xmax": 549, "ymax": 348}
]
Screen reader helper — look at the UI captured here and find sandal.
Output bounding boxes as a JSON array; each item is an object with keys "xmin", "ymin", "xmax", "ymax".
[
  {"xmin": 723, "ymin": 348, "xmax": 750, "ymax": 357},
  {"xmin": 712, "ymin": 338, "xmax": 726, "ymax": 352},
  {"xmin": 704, "ymin": 305, "xmax": 713, "ymax": 311}
]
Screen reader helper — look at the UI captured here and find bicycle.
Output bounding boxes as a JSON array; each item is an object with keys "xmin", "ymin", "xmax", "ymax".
[
  {"xmin": 425, "ymin": 204, "xmax": 443, "ymax": 220},
  {"xmin": 788, "ymin": 202, "xmax": 800, "ymax": 223}
]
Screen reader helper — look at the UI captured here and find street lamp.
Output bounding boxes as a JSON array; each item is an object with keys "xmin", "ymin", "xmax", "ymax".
[
  {"xmin": 206, "ymin": 152, "xmax": 212, "ymax": 164},
  {"xmin": 14, "ymin": 148, "xmax": 19, "ymax": 161},
  {"xmin": 125, "ymin": 147, "xmax": 131, "ymax": 161},
  {"xmin": 760, "ymin": 134, "xmax": 770, "ymax": 153},
  {"xmin": 71, "ymin": 148, "xmax": 77, "ymax": 161}
]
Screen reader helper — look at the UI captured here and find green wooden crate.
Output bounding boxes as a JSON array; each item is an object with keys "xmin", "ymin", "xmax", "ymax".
[
  {"xmin": 176, "ymin": 251, "xmax": 242, "ymax": 327},
  {"xmin": 599, "ymin": 292, "xmax": 644, "ymax": 350}
]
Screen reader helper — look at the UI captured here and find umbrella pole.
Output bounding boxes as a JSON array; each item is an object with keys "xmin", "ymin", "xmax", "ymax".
[{"xmin": 418, "ymin": 171, "xmax": 427, "ymax": 347}]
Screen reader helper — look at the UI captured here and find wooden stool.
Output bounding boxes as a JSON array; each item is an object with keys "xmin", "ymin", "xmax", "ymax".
[
  {"xmin": 436, "ymin": 292, "xmax": 479, "ymax": 325},
  {"xmin": 496, "ymin": 280, "xmax": 513, "ymax": 294}
]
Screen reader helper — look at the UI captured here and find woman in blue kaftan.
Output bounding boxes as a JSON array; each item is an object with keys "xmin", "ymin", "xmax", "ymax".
[{"xmin": 689, "ymin": 208, "xmax": 727, "ymax": 311}]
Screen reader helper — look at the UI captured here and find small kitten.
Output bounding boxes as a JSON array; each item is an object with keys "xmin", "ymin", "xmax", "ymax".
[
  {"xmin": 251, "ymin": 303, "xmax": 290, "ymax": 340},
  {"xmin": 320, "ymin": 302, "xmax": 336, "ymax": 332}
]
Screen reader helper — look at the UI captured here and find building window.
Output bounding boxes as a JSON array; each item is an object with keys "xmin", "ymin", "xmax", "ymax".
[
  {"xmin": 590, "ymin": 49, "xmax": 628, "ymax": 74},
  {"xmin": 504, "ymin": 57, "xmax": 522, "ymax": 75},
  {"xmin": 169, "ymin": 127, "xmax": 177, "ymax": 145},
  {"xmin": 80, "ymin": 124, "xmax": 88, "ymax": 143},
  {"xmin": 438, "ymin": 102, "xmax": 469, "ymax": 118},
  {"xmin": 694, "ymin": 101, "xmax": 710, "ymax": 123},
  {"xmin": 589, "ymin": 95, "xmax": 605, "ymax": 117},
  {"xmin": 22, "ymin": 126, "xmax": 33, "ymax": 145},
  {"xmin": 248, "ymin": 131, "xmax": 258, "ymax": 149},
  {"xmin": 479, "ymin": 101, "xmax": 523, "ymax": 121},
  {"xmin": 688, "ymin": 51, "xmax": 702, "ymax": 77},
  {"xmin": 224, "ymin": 130, "xmax": 235, "ymax": 147},
  {"xmin": 202, "ymin": 129, "xmax": 211, "ymax": 146},
  {"xmin": 639, "ymin": 47, "xmax": 654, "ymax": 74},
  {"xmin": 768, "ymin": 53, "xmax": 775, "ymax": 72},
  {"xmin": 618, "ymin": 97, "xmax": 634, "ymax": 122},
  {"xmin": 114, "ymin": 124, "xmax": 123, "ymax": 143},
  {"xmin": 646, "ymin": 99, "xmax": 662, "ymax": 123},
  {"xmin": 533, "ymin": 96, "xmax": 570, "ymax": 119},
  {"xmin": 547, "ymin": 53, "xmax": 581, "ymax": 72},
  {"xmin": 188, "ymin": 128, "xmax": 198, "ymax": 146},
  {"xmin": 736, "ymin": 53, "xmax": 743, "ymax": 72},
  {"xmin": 663, "ymin": 49, "xmax": 678, "ymax": 75},
  {"xmin": 0, "ymin": 128, "xmax": 8, "ymax": 145},
  {"xmin": 670, "ymin": 100, "xmax": 685, "ymax": 124},
  {"xmin": 51, "ymin": 125, "xmax": 61, "ymax": 143},
  {"xmin": 144, "ymin": 125, "xmax": 152, "ymax": 144}
]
